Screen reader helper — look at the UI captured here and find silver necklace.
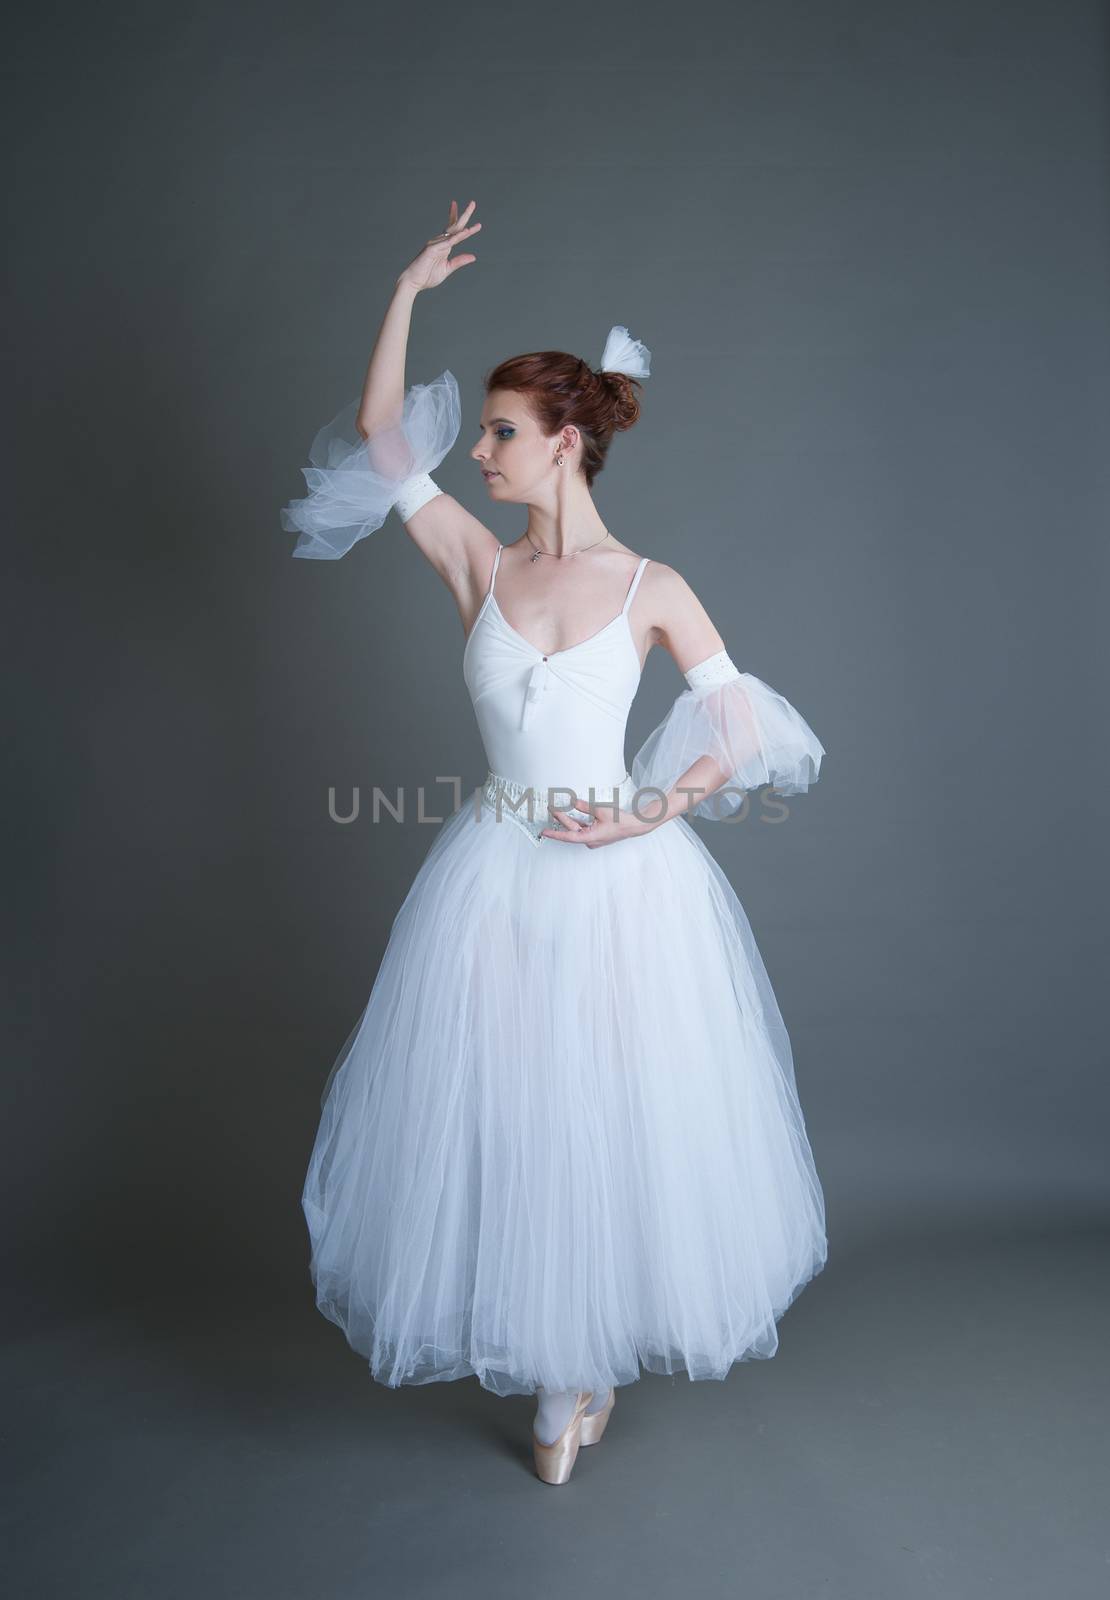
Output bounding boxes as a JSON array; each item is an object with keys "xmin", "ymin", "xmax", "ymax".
[{"xmin": 525, "ymin": 529, "xmax": 613, "ymax": 564}]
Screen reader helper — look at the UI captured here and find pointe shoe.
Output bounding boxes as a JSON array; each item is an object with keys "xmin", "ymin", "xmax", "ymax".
[
  {"xmin": 578, "ymin": 1386, "xmax": 615, "ymax": 1447},
  {"xmin": 532, "ymin": 1391, "xmax": 593, "ymax": 1485}
]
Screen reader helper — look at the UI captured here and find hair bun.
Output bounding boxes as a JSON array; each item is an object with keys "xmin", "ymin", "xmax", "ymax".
[{"xmin": 597, "ymin": 367, "xmax": 642, "ymax": 432}]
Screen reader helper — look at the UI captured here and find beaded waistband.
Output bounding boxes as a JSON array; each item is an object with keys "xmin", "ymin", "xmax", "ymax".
[{"xmin": 478, "ymin": 769, "xmax": 637, "ymax": 847}]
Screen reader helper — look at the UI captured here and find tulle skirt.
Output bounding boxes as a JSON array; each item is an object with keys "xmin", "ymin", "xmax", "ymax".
[{"xmin": 301, "ymin": 790, "xmax": 827, "ymax": 1398}]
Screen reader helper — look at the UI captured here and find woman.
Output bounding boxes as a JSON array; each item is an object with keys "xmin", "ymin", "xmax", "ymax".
[{"xmin": 282, "ymin": 201, "xmax": 828, "ymax": 1486}]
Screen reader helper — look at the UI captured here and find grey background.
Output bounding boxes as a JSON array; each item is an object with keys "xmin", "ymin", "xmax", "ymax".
[{"xmin": 7, "ymin": 1, "xmax": 1108, "ymax": 1596}]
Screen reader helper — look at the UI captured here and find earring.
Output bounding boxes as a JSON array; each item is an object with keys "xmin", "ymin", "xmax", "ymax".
[{"xmin": 555, "ymin": 454, "xmax": 565, "ymax": 466}]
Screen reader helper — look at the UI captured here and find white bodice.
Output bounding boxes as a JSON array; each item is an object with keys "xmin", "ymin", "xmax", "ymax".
[
  {"xmin": 463, "ymin": 546, "xmax": 649, "ymax": 807},
  {"xmin": 281, "ymin": 369, "xmax": 825, "ymax": 840}
]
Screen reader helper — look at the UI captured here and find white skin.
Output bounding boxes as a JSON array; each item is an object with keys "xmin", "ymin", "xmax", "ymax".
[{"xmin": 355, "ymin": 200, "xmax": 731, "ymax": 848}]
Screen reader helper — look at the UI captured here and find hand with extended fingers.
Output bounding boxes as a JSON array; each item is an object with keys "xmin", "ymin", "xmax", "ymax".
[{"xmin": 398, "ymin": 200, "xmax": 482, "ymax": 293}]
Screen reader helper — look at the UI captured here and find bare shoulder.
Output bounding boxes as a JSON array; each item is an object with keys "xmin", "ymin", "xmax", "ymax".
[{"xmin": 639, "ymin": 559, "xmax": 728, "ymax": 673}]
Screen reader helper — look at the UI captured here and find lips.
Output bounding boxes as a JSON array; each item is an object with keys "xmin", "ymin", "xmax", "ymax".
[{"xmin": 482, "ymin": 471, "xmax": 500, "ymax": 480}]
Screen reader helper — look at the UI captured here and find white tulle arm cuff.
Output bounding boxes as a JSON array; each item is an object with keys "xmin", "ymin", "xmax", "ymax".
[
  {"xmin": 393, "ymin": 473, "xmax": 443, "ymax": 522},
  {"xmin": 684, "ymin": 649, "xmax": 741, "ymax": 689},
  {"xmin": 630, "ymin": 666, "xmax": 826, "ymax": 819},
  {"xmin": 280, "ymin": 370, "xmax": 461, "ymax": 560}
]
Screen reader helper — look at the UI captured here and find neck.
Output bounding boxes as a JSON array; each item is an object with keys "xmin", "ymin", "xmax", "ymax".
[{"xmin": 523, "ymin": 474, "xmax": 610, "ymax": 556}]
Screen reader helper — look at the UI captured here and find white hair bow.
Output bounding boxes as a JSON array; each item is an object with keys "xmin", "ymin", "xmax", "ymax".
[{"xmin": 599, "ymin": 324, "xmax": 652, "ymax": 380}]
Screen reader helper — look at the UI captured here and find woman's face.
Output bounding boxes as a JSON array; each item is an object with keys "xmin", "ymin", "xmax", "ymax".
[{"xmin": 470, "ymin": 388, "xmax": 577, "ymax": 500}]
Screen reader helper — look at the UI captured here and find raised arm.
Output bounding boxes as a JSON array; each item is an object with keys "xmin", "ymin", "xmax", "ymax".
[
  {"xmin": 281, "ymin": 201, "xmax": 496, "ymax": 598},
  {"xmin": 355, "ymin": 200, "xmax": 479, "ymax": 441}
]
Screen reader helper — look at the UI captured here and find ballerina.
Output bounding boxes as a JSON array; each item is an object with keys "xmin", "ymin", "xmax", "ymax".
[{"xmin": 283, "ymin": 200, "xmax": 828, "ymax": 1485}]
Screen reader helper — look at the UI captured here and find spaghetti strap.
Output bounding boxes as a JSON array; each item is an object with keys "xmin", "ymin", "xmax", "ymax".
[
  {"xmin": 487, "ymin": 543, "xmax": 503, "ymax": 598},
  {"xmin": 621, "ymin": 556, "xmax": 650, "ymax": 614}
]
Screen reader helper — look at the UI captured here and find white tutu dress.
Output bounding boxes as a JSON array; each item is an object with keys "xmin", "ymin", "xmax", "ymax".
[{"xmin": 284, "ymin": 370, "xmax": 828, "ymax": 1399}]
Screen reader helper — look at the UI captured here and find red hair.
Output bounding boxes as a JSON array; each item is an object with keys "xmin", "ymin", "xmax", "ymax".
[{"xmin": 483, "ymin": 350, "xmax": 643, "ymax": 489}]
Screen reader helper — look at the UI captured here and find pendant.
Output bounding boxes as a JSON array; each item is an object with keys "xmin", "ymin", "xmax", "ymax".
[{"xmin": 530, "ymin": 549, "xmax": 542, "ymax": 563}]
